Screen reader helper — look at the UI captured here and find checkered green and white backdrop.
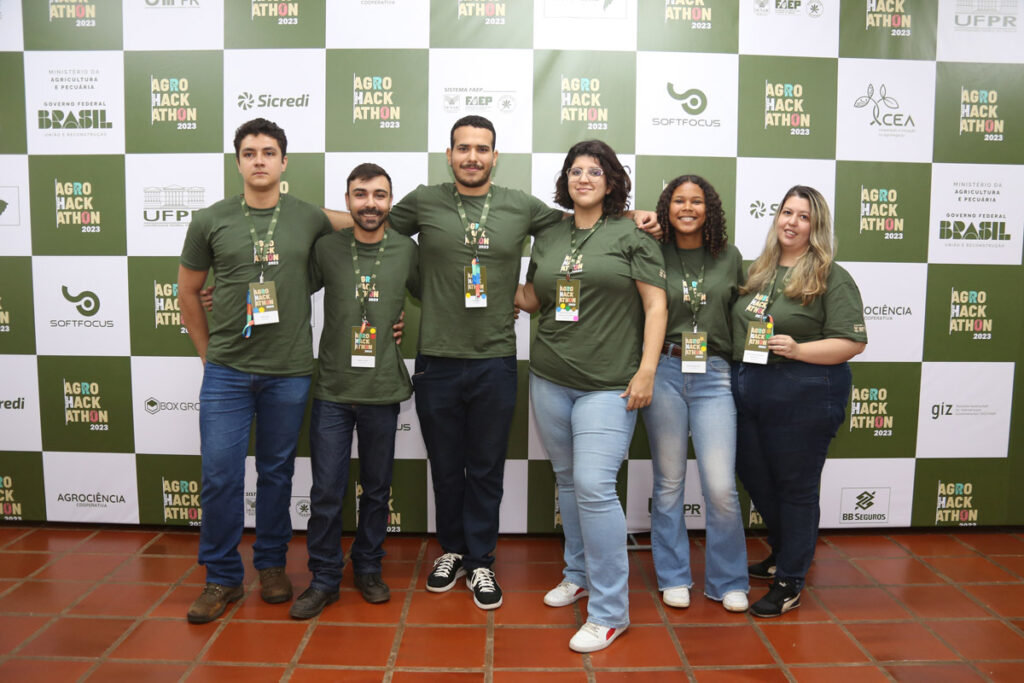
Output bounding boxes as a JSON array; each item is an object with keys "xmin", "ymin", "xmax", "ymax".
[{"xmin": 1, "ymin": 0, "xmax": 1022, "ymax": 532}]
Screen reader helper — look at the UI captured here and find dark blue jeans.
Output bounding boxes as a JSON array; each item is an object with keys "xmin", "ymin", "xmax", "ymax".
[
  {"xmin": 307, "ymin": 399, "xmax": 400, "ymax": 589},
  {"xmin": 198, "ymin": 362, "xmax": 311, "ymax": 587},
  {"xmin": 732, "ymin": 361, "xmax": 852, "ymax": 590},
  {"xmin": 413, "ymin": 355, "xmax": 518, "ymax": 572}
]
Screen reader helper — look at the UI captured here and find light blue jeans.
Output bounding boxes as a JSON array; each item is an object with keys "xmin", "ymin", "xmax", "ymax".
[
  {"xmin": 529, "ymin": 373, "xmax": 636, "ymax": 630},
  {"xmin": 641, "ymin": 353, "xmax": 748, "ymax": 599}
]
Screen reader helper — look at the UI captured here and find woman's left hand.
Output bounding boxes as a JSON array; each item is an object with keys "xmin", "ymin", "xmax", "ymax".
[
  {"xmin": 621, "ymin": 368, "xmax": 655, "ymax": 411},
  {"xmin": 767, "ymin": 333, "xmax": 800, "ymax": 360}
]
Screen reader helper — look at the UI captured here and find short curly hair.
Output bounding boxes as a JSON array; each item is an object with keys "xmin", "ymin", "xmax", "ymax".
[
  {"xmin": 553, "ymin": 140, "xmax": 631, "ymax": 217},
  {"xmin": 655, "ymin": 174, "xmax": 728, "ymax": 257}
]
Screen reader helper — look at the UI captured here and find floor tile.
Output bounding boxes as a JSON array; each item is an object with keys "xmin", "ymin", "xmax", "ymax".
[
  {"xmin": 790, "ymin": 665, "xmax": 891, "ymax": 682},
  {"xmin": 962, "ymin": 583, "xmax": 1024, "ymax": 618},
  {"xmin": 291, "ymin": 669, "xmax": 388, "ymax": 683},
  {"xmin": 956, "ymin": 532, "xmax": 1024, "ymax": 556},
  {"xmin": 926, "ymin": 556, "xmax": 1019, "ymax": 583},
  {"xmin": 692, "ymin": 668, "xmax": 789, "ymax": 682},
  {"xmin": 150, "ymin": 583, "xmax": 210, "ymax": 619},
  {"xmin": 141, "ymin": 531, "xmax": 201, "ymax": 556},
  {"xmin": 493, "ymin": 591, "xmax": 581, "ymax": 626},
  {"xmin": 110, "ymin": 618, "xmax": 215, "ymax": 660},
  {"xmin": 845, "ymin": 621, "xmax": 959, "ymax": 662},
  {"xmin": 814, "ymin": 586, "xmax": 913, "ymax": 621},
  {"xmin": 853, "ymin": 557, "xmax": 945, "ymax": 585},
  {"xmin": 32, "ymin": 553, "xmax": 130, "ymax": 581},
  {"xmin": 927, "ymin": 619, "xmax": 1024, "ymax": 660},
  {"xmin": 0, "ymin": 527, "xmax": 31, "ymax": 547},
  {"xmin": 18, "ymin": 617, "xmax": 134, "ymax": 657},
  {"xmin": 70, "ymin": 582, "xmax": 170, "ymax": 617},
  {"xmin": 76, "ymin": 530, "xmax": 159, "ymax": 554},
  {"xmin": 379, "ymin": 561, "xmax": 418, "ymax": 587},
  {"xmin": 0, "ymin": 658, "xmax": 93, "ymax": 680},
  {"xmin": 628, "ymin": 589, "xmax": 669, "ymax": 624},
  {"xmin": 677, "ymin": 624, "xmax": 775, "ymax": 667},
  {"xmin": 0, "ymin": 614, "xmax": 49, "ymax": 654},
  {"xmin": 494, "ymin": 672, "xmax": 588, "ymax": 682},
  {"xmin": 663, "ymin": 589, "xmax": 769, "ymax": 625},
  {"xmin": 85, "ymin": 661, "xmax": 188, "ymax": 682},
  {"xmin": 184, "ymin": 664, "xmax": 287, "ymax": 682},
  {"xmin": 2, "ymin": 528, "xmax": 93, "ymax": 552},
  {"xmin": 0, "ymin": 552, "xmax": 53, "ymax": 578},
  {"xmin": 405, "ymin": 589, "xmax": 489, "ymax": 625},
  {"xmin": 980, "ymin": 662, "xmax": 1024, "ymax": 682},
  {"xmin": 378, "ymin": 535, "xmax": 427, "ymax": 562},
  {"xmin": 599, "ymin": 673, "xmax": 693, "ymax": 683},
  {"xmin": 757, "ymin": 588, "xmax": 833, "ymax": 624},
  {"xmin": 586, "ymin": 625, "xmax": 682, "ymax": 668},
  {"xmin": 392, "ymin": 673, "xmax": 484, "ymax": 682},
  {"xmin": 993, "ymin": 556, "xmax": 1024, "ymax": 579},
  {"xmin": 202, "ymin": 621, "xmax": 307, "ymax": 664},
  {"xmin": 111, "ymin": 555, "xmax": 198, "ymax": 583},
  {"xmin": 396, "ymin": 625, "xmax": 486, "ymax": 668},
  {"xmin": 314, "ymin": 588, "xmax": 407, "ymax": 624},
  {"xmin": 823, "ymin": 534, "xmax": 910, "ymax": 558},
  {"xmin": 804, "ymin": 559, "xmax": 874, "ymax": 587},
  {"xmin": 496, "ymin": 562, "xmax": 573, "ymax": 592},
  {"xmin": 492, "ymin": 626, "xmax": 584, "ymax": 668},
  {"xmin": 497, "ymin": 536, "xmax": 567, "ymax": 563},
  {"xmin": 228, "ymin": 590, "xmax": 298, "ymax": 621},
  {"xmin": 0, "ymin": 579, "xmax": 93, "ymax": 613},
  {"xmin": 889, "ymin": 533, "xmax": 973, "ymax": 557},
  {"xmin": 298, "ymin": 624, "xmax": 396, "ymax": 667},
  {"xmin": 758, "ymin": 622, "xmax": 869, "ymax": 664},
  {"xmin": 884, "ymin": 663, "xmax": 987, "ymax": 682},
  {"xmin": 886, "ymin": 584, "xmax": 992, "ymax": 619}
]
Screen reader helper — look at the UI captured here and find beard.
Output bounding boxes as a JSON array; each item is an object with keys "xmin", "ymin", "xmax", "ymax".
[
  {"xmin": 452, "ymin": 163, "xmax": 492, "ymax": 188},
  {"xmin": 353, "ymin": 209, "xmax": 387, "ymax": 232}
]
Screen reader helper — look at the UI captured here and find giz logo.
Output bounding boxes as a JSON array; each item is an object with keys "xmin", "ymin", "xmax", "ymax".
[{"xmin": 930, "ymin": 402, "xmax": 953, "ymax": 419}]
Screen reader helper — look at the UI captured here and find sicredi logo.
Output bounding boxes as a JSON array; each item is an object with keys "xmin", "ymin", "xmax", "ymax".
[{"xmin": 237, "ymin": 91, "xmax": 310, "ymax": 111}]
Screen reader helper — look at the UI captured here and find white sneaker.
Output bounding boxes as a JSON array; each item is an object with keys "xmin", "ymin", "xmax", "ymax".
[
  {"xmin": 662, "ymin": 586, "xmax": 690, "ymax": 608},
  {"xmin": 569, "ymin": 621, "xmax": 626, "ymax": 653},
  {"xmin": 722, "ymin": 590, "xmax": 749, "ymax": 612},
  {"xmin": 543, "ymin": 581, "xmax": 589, "ymax": 607}
]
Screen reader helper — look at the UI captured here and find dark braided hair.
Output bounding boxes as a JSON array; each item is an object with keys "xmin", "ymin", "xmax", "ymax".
[{"xmin": 655, "ymin": 174, "xmax": 728, "ymax": 257}]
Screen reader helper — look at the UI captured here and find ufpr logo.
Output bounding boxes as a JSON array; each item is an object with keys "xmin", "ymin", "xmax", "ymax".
[{"xmin": 62, "ymin": 286, "xmax": 100, "ymax": 317}]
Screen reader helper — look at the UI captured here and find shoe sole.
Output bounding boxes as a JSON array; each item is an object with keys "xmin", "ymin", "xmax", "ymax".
[
  {"xmin": 466, "ymin": 576, "xmax": 502, "ymax": 610},
  {"xmin": 750, "ymin": 596, "xmax": 800, "ymax": 618},
  {"xmin": 569, "ymin": 625, "xmax": 627, "ymax": 653},
  {"xmin": 261, "ymin": 590, "xmax": 293, "ymax": 605},
  {"xmin": 544, "ymin": 590, "xmax": 588, "ymax": 607},
  {"xmin": 425, "ymin": 567, "xmax": 466, "ymax": 593},
  {"xmin": 289, "ymin": 592, "xmax": 340, "ymax": 620},
  {"xmin": 186, "ymin": 586, "xmax": 244, "ymax": 624},
  {"xmin": 359, "ymin": 591, "xmax": 390, "ymax": 604},
  {"xmin": 748, "ymin": 566, "xmax": 776, "ymax": 580}
]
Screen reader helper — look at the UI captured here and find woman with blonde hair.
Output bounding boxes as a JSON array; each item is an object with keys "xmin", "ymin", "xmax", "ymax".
[{"xmin": 730, "ymin": 185, "xmax": 867, "ymax": 618}]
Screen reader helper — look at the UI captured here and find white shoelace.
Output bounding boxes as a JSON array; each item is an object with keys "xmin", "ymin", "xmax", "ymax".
[
  {"xmin": 432, "ymin": 553, "xmax": 460, "ymax": 576},
  {"xmin": 471, "ymin": 569, "xmax": 496, "ymax": 592}
]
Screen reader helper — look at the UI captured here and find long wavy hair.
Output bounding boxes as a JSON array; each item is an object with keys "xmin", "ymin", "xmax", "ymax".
[
  {"xmin": 655, "ymin": 174, "xmax": 728, "ymax": 257},
  {"xmin": 553, "ymin": 139, "xmax": 631, "ymax": 217},
  {"xmin": 741, "ymin": 185, "xmax": 834, "ymax": 305}
]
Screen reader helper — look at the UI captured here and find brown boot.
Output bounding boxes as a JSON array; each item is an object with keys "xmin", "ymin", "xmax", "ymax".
[
  {"xmin": 259, "ymin": 566, "xmax": 293, "ymax": 604},
  {"xmin": 187, "ymin": 583, "xmax": 244, "ymax": 624}
]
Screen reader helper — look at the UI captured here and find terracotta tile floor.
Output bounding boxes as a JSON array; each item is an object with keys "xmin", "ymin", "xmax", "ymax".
[{"xmin": 0, "ymin": 525, "xmax": 1023, "ymax": 681}]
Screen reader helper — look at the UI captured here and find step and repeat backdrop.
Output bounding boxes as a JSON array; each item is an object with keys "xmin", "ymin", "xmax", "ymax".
[{"xmin": 0, "ymin": 1, "xmax": 1022, "ymax": 534}]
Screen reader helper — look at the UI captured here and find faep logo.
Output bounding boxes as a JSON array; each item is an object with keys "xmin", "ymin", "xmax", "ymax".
[
  {"xmin": 62, "ymin": 286, "xmax": 100, "ymax": 317},
  {"xmin": 236, "ymin": 90, "xmax": 310, "ymax": 111}
]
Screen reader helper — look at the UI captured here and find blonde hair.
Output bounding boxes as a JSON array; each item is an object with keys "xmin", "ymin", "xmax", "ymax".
[{"xmin": 741, "ymin": 185, "xmax": 834, "ymax": 305}]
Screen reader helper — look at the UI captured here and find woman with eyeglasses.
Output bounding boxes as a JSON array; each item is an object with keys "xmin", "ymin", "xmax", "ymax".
[
  {"xmin": 640, "ymin": 175, "xmax": 749, "ymax": 614},
  {"xmin": 515, "ymin": 140, "xmax": 667, "ymax": 653}
]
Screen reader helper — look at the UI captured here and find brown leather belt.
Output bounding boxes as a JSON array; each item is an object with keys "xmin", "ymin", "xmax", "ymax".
[{"xmin": 662, "ymin": 341, "xmax": 683, "ymax": 358}]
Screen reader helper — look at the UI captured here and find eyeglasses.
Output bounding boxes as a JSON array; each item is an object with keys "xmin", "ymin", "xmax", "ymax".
[{"xmin": 567, "ymin": 167, "xmax": 604, "ymax": 180}]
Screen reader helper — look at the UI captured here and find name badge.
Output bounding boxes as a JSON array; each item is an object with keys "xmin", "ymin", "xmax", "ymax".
[
  {"xmin": 464, "ymin": 264, "xmax": 488, "ymax": 308},
  {"xmin": 351, "ymin": 325, "xmax": 376, "ymax": 368},
  {"xmin": 248, "ymin": 281, "xmax": 279, "ymax": 325},
  {"xmin": 681, "ymin": 331, "xmax": 707, "ymax": 373},
  {"xmin": 555, "ymin": 279, "xmax": 580, "ymax": 322},
  {"xmin": 743, "ymin": 321, "xmax": 769, "ymax": 365}
]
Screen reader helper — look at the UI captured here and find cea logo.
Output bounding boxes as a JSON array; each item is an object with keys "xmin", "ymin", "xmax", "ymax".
[{"xmin": 931, "ymin": 403, "xmax": 953, "ymax": 420}]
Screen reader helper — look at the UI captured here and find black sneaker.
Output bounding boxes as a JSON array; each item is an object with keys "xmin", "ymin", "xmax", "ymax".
[
  {"xmin": 748, "ymin": 555, "xmax": 777, "ymax": 580},
  {"xmin": 426, "ymin": 552, "xmax": 465, "ymax": 593},
  {"xmin": 354, "ymin": 572, "xmax": 391, "ymax": 604},
  {"xmin": 289, "ymin": 586, "xmax": 339, "ymax": 620},
  {"xmin": 750, "ymin": 580, "xmax": 801, "ymax": 618},
  {"xmin": 466, "ymin": 567, "xmax": 503, "ymax": 610}
]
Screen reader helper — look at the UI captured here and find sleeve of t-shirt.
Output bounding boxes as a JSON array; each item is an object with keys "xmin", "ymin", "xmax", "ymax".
[
  {"xmin": 526, "ymin": 258, "xmax": 538, "ymax": 284},
  {"xmin": 822, "ymin": 268, "xmax": 868, "ymax": 343},
  {"xmin": 527, "ymin": 193, "xmax": 565, "ymax": 237},
  {"xmin": 731, "ymin": 247, "xmax": 745, "ymax": 306},
  {"xmin": 628, "ymin": 232, "xmax": 667, "ymax": 290},
  {"xmin": 405, "ymin": 240, "xmax": 421, "ymax": 300},
  {"xmin": 180, "ymin": 211, "xmax": 212, "ymax": 271},
  {"xmin": 309, "ymin": 241, "xmax": 325, "ymax": 294},
  {"xmin": 388, "ymin": 185, "xmax": 422, "ymax": 237}
]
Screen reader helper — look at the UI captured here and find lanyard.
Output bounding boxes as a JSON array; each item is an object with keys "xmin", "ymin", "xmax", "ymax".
[
  {"xmin": 454, "ymin": 186, "xmax": 492, "ymax": 262},
  {"xmin": 241, "ymin": 195, "xmax": 281, "ymax": 284},
  {"xmin": 675, "ymin": 247, "xmax": 706, "ymax": 332},
  {"xmin": 563, "ymin": 215, "xmax": 606, "ymax": 279},
  {"xmin": 351, "ymin": 231, "xmax": 389, "ymax": 333}
]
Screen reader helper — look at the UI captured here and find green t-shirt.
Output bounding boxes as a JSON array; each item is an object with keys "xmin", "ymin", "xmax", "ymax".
[
  {"xmin": 664, "ymin": 243, "xmax": 744, "ymax": 359},
  {"xmin": 730, "ymin": 263, "xmax": 869, "ymax": 363},
  {"xmin": 311, "ymin": 229, "xmax": 419, "ymax": 405},
  {"xmin": 180, "ymin": 193, "xmax": 332, "ymax": 375},
  {"xmin": 527, "ymin": 216, "xmax": 667, "ymax": 391},
  {"xmin": 388, "ymin": 182, "xmax": 563, "ymax": 358}
]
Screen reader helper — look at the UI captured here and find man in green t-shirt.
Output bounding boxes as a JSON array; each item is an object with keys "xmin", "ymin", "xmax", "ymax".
[
  {"xmin": 290, "ymin": 164, "xmax": 419, "ymax": 619},
  {"xmin": 178, "ymin": 118, "xmax": 332, "ymax": 624}
]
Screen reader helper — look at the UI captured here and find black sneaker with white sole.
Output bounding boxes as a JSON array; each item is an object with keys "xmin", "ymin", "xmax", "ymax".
[
  {"xmin": 750, "ymin": 579, "xmax": 801, "ymax": 618},
  {"xmin": 466, "ymin": 567, "xmax": 503, "ymax": 610},
  {"xmin": 426, "ymin": 552, "xmax": 466, "ymax": 592},
  {"xmin": 748, "ymin": 555, "xmax": 777, "ymax": 580}
]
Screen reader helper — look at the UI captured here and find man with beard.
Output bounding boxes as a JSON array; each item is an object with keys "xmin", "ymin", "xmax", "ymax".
[{"xmin": 290, "ymin": 163, "xmax": 419, "ymax": 619}]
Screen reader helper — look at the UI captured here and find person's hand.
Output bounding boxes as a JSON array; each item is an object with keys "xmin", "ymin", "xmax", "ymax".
[
  {"xmin": 767, "ymin": 333, "xmax": 800, "ymax": 360},
  {"xmin": 199, "ymin": 285, "xmax": 215, "ymax": 312},
  {"xmin": 513, "ymin": 302, "xmax": 521, "ymax": 320},
  {"xmin": 632, "ymin": 210, "xmax": 663, "ymax": 240},
  {"xmin": 392, "ymin": 310, "xmax": 405, "ymax": 344},
  {"xmin": 621, "ymin": 367, "xmax": 655, "ymax": 411}
]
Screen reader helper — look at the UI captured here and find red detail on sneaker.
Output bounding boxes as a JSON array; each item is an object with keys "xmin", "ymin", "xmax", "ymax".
[{"xmin": 605, "ymin": 627, "xmax": 616, "ymax": 641}]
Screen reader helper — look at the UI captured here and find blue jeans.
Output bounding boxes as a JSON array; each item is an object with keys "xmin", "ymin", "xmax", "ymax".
[
  {"xmin": 732, "ymin": 361, "xmax": 852, "ymax": 591},
  {"xmin": 306, "ymin": 399, "xmax": 399, "ymax": 589},
  {"xmin": 642, "ymin": 353, "xmax": 748, "ymax": 599},
  {"xmin": 413, "ymin": 355, "xmax": 517, "ymax": 572},
  {"xmin": 198, "ymin": 362, "xmax": 311, "ymax": 586},
  {"xmin": 529, "ymin": 373, "xmax": 635, "ymax": 630}
]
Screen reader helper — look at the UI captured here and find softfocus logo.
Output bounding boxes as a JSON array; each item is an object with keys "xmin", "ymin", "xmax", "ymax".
[
  {"xmin": 143, "ymin": 185, "xmax": 205, "ymax": 227},
  {"xmin": 669, "ymin": 84, "xmax": 706, "ymax": 114},
  {"xmin": 655, "ymin": 84, "xmax": 720, "ymax": 128},
  {"xmin": 62, "ymin": 286, "xmax": 100, "ymax": 317}
]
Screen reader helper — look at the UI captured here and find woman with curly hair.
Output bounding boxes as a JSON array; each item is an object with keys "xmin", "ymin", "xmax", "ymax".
[
  {"xmin": 515, "ymin": 140, "xmax": 667, "ymax": 652},
  {"xmin": 640, "ymin": 175, "xmax": 749, "ymax": 614},
  {"xmin": 732, "ymin": 185, "xmax": 866, "ymax": 617}
]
